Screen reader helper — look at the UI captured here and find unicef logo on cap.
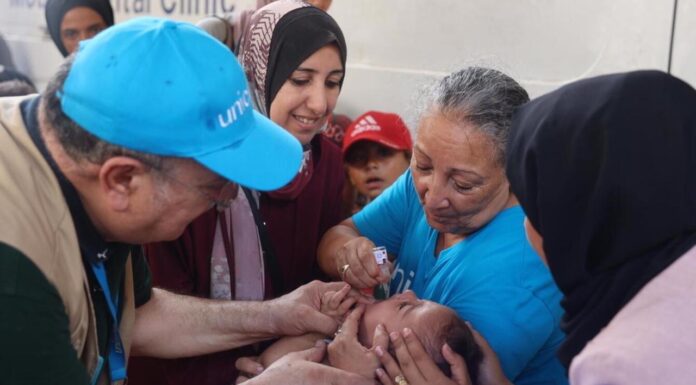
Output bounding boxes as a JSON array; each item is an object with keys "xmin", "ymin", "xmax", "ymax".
[{"xmin": 218, "ymin": 89, "xmax": 253, "ymax": 129}]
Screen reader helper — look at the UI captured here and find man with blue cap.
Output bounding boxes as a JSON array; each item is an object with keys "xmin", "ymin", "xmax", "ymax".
[{"xmin": 0, "ymin": 17, "xmax": 370, "ymax": 385}]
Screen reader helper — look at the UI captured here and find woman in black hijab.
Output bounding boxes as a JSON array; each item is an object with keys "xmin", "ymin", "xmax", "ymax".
[
  {"xmin": 505, "ymin": 70, "xmax": 696, "ymax": 383},
  {"xmin": 45, "ymin": 0, "xmax": 114, "ymax": 57}
]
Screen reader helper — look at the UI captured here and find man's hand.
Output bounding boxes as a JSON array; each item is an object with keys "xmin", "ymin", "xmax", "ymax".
[
  {"xmin": 245, "ymin": 341, "xmax": 373, "ymax": 385},
  {"xmin": 132, "ymin": 285, "xmax": 369, "ymax": 359},
  {"xmin": 267, "ymin": 280, "xmax": 348, "ymax": 336}
]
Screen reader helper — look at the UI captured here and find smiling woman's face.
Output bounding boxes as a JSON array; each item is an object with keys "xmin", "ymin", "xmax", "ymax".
[
  {"xmin": 357, "ymin": 290, "xmax": 457, "ymax": 348},
  {"xmin": 269, "ymin": 44, "xmax": 344, "ymax": 145}
]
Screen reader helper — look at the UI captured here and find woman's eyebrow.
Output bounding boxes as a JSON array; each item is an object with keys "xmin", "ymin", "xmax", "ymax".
[
  {"xmin": 451, "ymin": 168, "xmax": 483, "ymax": 180},
  {"xmin": 293, "ymin": 68, "xmax": 317, "ymax": 74},
  {"xmin": 413, "ymin": 145, "xmax": 430, "ymax": 159},
  {"xmin": 293, "ymin": 68, "xmax": 344, "ymax": 76}
]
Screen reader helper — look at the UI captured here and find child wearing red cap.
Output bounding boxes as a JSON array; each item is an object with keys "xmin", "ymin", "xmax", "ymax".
[{"xmin": 342, "ymin": 111, "xmax": 413, "ymax": 214}]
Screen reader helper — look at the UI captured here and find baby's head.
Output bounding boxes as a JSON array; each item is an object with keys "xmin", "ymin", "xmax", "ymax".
[{"xmin": 358, "ymin": 290, "xmax": 483, "ymax": 383}]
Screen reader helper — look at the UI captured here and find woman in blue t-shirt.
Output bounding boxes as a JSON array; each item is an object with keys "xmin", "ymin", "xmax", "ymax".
[{"xmin": 318, "ymin": 67, "xmax": 567, "ymax": 385}]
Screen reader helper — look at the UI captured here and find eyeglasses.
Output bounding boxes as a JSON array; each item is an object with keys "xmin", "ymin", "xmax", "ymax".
[{"xmin": 152, "ymin": 168, "xmax": 238, "ymax": 212}]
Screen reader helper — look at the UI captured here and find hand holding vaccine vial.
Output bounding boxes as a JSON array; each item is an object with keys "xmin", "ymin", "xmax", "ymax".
[{"xmin": 372, "ymin": 246, "xmax": 391, "ymax": 299}]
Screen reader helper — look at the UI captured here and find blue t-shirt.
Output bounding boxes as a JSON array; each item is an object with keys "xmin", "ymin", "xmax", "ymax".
[{"xmin": 353, "ymin": 170, "xmax": 567, "ymax": 385}]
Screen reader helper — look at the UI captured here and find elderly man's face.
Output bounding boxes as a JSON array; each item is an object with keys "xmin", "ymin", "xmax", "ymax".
[
  {"xmin": 411, "ymin": 112, "xmax": 512, "ymax": 236},
  {"xmin": 108, "ymin": 158, "xmax": 235, "ymax": 244}
]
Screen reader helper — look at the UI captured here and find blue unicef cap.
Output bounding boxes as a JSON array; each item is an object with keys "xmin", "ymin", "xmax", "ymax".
[{"xmin": 59, "ymin": 17, "xmax": 302, "ymax": 191}]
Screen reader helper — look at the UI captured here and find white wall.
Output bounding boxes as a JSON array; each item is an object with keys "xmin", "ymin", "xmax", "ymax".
[
  {"xmin": 672, "ymin": 0, "xmax": 696, "ymax": 87},
  {"xmin": 1, "ymin": 0, "xmax": 694, "ymax": 125},
  {"xmin": 329, "ymin": 0, "xmax": 677, "ymax": 122},
  {"xmin": 1, "ymin": 0, "xmax": 63, "ymax": 85}
]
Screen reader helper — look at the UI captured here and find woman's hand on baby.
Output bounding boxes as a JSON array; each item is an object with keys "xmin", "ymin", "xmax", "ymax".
[
  {"xmin": 327, "ymin": 305, "xmax": 389, "ymax": 380},
  {"xmin": 335, "ymin": 237, "xmax": 391, "ymax": 288},
  {"xmin": 375, "ymin": 328, "xmax": 471, "ymax": 385},
  {"xmin": 374, "ymin": 326, "xmax": 512, "ymax": 385}
]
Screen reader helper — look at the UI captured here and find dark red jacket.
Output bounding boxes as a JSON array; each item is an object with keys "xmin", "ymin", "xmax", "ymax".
[{"xmin": 260, "ymin": 135, "xmax": 345, "ymax": 295}]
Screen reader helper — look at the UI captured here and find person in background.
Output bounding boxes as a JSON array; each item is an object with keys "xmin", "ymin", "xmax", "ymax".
[
  {"xmin": 129, "ymin": 2, "xmax": 347, "ymax": 384},
  {"xmin": 507, "ymin": 70, "xmax": 696, "ymax": 385},
  {"xmin": 45, "ymin": 0, "xmax": 113, "ymax": 56},
  {"xmin": 239, "ymin": 0, "xmax": 347, "ymax": 293},
  {"xmin": 195, "ymin": 0, "xmax": 274, "ymax": 54},
  {"xmin": 342, "ymin": 110, "xmax": 412, "ymax": 214},
  {"xmin": 0, "ymin": 66, "xmax": 37, "ymax": 96},
  {"xmin": 196, "ymin": 0, "xmax": 334, "ymax": 55},
  {"xmin": 325, "ymin": 110, "xmax": 353, "ymax": 220},
  {"xmin": 0, "ymin": 17, "xmax": 369, "ymax": 385},
  {"xmin": 308, "ymin": 0, "xmax": 332, "ymax": 10},
  {"xmin": 318, "ymin": 67, "xmax": 568, "ymax": 385}
]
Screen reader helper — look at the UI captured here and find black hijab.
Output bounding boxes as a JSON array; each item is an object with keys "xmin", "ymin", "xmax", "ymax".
[
  {"xmin": 506, "ymin": 70, "xmax": 696, "ymax": 367},
  {"xmin": 45, "ymin": 0, "xmax": 114, "ymax": 57},
  {"xmin": 239, "ymin": 2, "xmax": 346, "ymax": 116},
  {"xmin": 265, "ymin": 6, "xmax": 347, "ymax": 114}
]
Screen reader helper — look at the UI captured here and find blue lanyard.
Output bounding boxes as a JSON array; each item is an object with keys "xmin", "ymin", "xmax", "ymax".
[{"xmin": 90, "ymin": 260, "xmax": 127, "ymax": 383}]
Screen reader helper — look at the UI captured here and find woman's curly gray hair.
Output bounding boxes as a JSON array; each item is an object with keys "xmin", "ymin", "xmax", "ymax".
[{"xmin": 414, "ymin": 67, "xmax": 529, "ymax": 165}]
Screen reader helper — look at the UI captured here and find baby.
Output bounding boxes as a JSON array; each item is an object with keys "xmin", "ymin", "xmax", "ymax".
[{"xmin": 258, "ymin": 285, "xmax": 483, "ymax": 383}]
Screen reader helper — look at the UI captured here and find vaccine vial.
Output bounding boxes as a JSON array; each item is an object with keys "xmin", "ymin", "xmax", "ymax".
[{"xmin": 372, "ymin": 246, "xmax": 391, "ymax": 299}]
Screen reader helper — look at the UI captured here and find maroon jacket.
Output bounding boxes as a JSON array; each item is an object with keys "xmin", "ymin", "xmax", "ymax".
[
  {"xmin": 260, "ymin": 135, "xmax": 345, "ymax": 294},
  {"xmin": 127, "ymin": 135, "xmax": 345, "ymax": 385}
]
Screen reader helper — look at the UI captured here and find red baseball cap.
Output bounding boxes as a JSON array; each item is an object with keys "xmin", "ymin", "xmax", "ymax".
[{"xmin": 342, "ymin": 111, "xmax": 413, "ymax": 153}]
